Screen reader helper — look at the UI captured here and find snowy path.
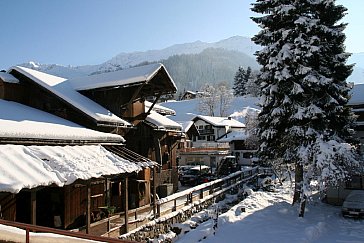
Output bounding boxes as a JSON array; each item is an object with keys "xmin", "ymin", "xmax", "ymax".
[{"xmin": 174, "ymin": 183, "xmax": 364, "ymax": 243}]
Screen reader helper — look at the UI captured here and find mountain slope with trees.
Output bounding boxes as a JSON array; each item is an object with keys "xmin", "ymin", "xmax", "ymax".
[{"xmin": 161, "ymin": 48, "xmax": 259, "ymax": 92}]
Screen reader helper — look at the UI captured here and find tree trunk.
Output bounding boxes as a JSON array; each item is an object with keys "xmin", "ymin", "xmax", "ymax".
[
  {"xmin": 299, "ymin": 196, "xmax": 306, "ymax": 217},
  {"xmin": 292, "ymin": 163, "xmax": 306, "ymax": 217}
]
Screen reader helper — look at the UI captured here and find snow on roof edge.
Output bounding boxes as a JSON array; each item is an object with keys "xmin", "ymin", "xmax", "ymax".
[
  {"xmin": 11, "ymin": 66, "xmax": 131, "ymax": 127},
  {"xmin": 0, "ymin": 72, "xmax": 19, "ymax": 83}
]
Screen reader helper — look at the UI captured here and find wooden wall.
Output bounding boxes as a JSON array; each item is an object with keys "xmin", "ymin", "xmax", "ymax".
[{"xmin": 64, "ymin": 181, "xmax": 106, "ymax": 229}]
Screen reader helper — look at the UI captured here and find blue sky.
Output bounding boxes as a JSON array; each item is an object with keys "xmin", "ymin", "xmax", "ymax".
[{"xmin": 0, "ymin": 0, "xmax": 362, "ymax": 70}]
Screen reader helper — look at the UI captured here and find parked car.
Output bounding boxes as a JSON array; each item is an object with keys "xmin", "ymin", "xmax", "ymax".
[
  {"xmin": 179, "ymin": 165, "xmax": 213, "ymax": 186},
  {"xmin": 342, "ymin": 190, "xmax": 364, "ymax": 218},
  {"xmin": 216, "ymin": 155, "xmax": 240, "ymax": 177},
  {"xmin": 178, "ymin": 165, "xmax": 194, "ymax": 180}
]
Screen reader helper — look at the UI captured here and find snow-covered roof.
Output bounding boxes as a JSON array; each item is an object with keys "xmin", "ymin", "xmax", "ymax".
[
  {"xmin": 0, "ymin": 144, "xmax": 141, "ymax": 193},
  {"xmin": 0, "ymin": 72, "xmax": 19, "ymax": 83},
  {"xmin": 145, "ymin": 101, "xmax": 176, "ymax": 115},
  {"xmin": 0, "ymin": 99, "xmax": 124, "ymax": 143},
  {"xmin": 68, "ymin": 63, "xmax": 177, "ymax": 92},
  {"xmin": 217, "ymin": 130, "xmax": 249, "ymax": 142},
  {"xmin": 349, "ymin": 84, "xmax": 364, "ymax": 105},
  {"xmin": 179, "ymin": 121, "xmax": 195, "ymax": 133},
  {"xmin": 161, "ymin": 96, "xmax": 260, "ymax": 123},
  {"xmin": 145, "ymin": 110, "xmax": 182, "ymax": 132},
  {"xmin": 193, "ymin": 115, "xmax": 246, "ymax": 128},
  {"xmin": 10, "ymin": 66, "xmax": 131, "ymax": 127}
]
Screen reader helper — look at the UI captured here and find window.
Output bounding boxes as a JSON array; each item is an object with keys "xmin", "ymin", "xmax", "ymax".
[{"xmin": 204, "ymin": 125, "xmax": 212, "ymax": 129}]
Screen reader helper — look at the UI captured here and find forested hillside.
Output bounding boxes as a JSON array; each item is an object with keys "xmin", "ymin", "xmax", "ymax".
[{"xmin": 154, "ymin": 48, "xmax": 259, "ymax": 92}]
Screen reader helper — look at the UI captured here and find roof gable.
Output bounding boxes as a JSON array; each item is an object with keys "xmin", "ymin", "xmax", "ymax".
[
  {"xmin": 68, "ymin": 63, "xmax": 177, "ymax": 96},
  {"xmin": 10, "ymin": 66, "xmax": 131, "ymax": 127}
]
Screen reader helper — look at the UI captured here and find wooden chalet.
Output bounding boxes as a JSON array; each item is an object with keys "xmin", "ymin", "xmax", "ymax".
[
  {"xmin": 2, "ymin": 63, "xmax": 182, "ymax": 199},
  {"xmin": 66, "ymin": 63, "xmax": 182, "ymax": 195},
  {"xmin": 0, "ymin": 98, "xmax": 158, "ymax": 235},
  {"xmin": 125, "ymin": 109, "xmax": 182, "ymax": 195},
  {"xmin": 181, "ymin": 90, "xmax": 204, "ymax": 100}
]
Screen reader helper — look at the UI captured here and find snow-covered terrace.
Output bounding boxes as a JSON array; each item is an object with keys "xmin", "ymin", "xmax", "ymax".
[
  {"xmin": 9, "ymin": 66, "xmax": 131, "ymax": 127},
  {"xmin": 0, "ymin": 100, "xmax": 153, "ymax": 194},
  {"xmin": 0, "ymin": 99, "xmax": 124, "ymax": 144},
  {"xmin": 0, "ymin": 144, "xmax": 141, "ymax": 194}
]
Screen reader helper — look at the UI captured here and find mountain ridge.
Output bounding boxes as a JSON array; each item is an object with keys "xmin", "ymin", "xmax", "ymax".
[{"xmin": 18, "ymin": 36, "xmax": 364, "ymax": 87}]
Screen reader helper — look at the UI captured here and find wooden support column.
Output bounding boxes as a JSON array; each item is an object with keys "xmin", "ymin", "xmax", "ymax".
[
  {"xmin": 123, "ymin": 177, "xmax": 129, "ymax": 233},
  {"xmin": 30, "ymin": 190, "xmax": 36, "ymax": 225},
  {"xmin": 152, "ymin": 167, "xmax": 157, "ymax": 218},
  {"xmin": 105, "ymin": 178, "xmax": 110, "ymax": 207},
  {"xmin": 86, "ymin": 182, "xmax": 91, "ymax": 234}
]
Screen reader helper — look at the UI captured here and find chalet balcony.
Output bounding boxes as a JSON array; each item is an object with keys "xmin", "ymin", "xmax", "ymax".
[{"xmin": 198, "ymin": 129, "xmax": 214, "ymax": 135}]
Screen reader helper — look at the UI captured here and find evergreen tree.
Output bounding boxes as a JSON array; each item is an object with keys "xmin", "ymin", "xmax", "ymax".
[
  {"xmin": 252, "ymin": 0, "xmax": 360, "ymax": 217},
  {"xmin": 233, "ymin": 66, "xmax": 246, "ymax": 96}
]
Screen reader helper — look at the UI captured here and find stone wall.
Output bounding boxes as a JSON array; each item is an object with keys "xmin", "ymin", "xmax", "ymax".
[{"xmin": 119, "ymin": 196, "xmax": 219, "ymax": 242}]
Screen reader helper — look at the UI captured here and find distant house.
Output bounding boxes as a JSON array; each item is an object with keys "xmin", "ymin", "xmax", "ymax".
[
  {"xmin": 217, "ymin": 130, "xmax": 258, "ymax": 166},
  {"xmin": 181, "ymin": 90, "xmax": 204, "ymax": 100},
  {"xmin": 176, "ymin": 115, "xmax": 245, "ymax": 168},
  {"xmin": 0, "ymin": 99, "xmax": 156, "ymax": 234},
  {"xmin": 191, "ymin": 115, "xmax": 246, "ymax": 146}
]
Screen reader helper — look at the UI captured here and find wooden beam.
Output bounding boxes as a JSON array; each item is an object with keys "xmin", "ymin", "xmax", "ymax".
[
  {"xmin": 154, "ymin": 137, "xmax": 162, "ymax": 166},
  {"xmin": 123, "ymin": 177, "xmax": 129, "ymax": 233},
  {"xmin": 145, "ymin": 94, "xmax": 161, "ymax": 115},
  {"xmin": 86, "ymin": 182, "xmax": 91, "ymax": 234},
  {"xmin": 120, "ymin": 84, "xmax": 145, "ymax": 117},
  {"xmin": 30, "ymin": 191, "xmax": 36, "ymax": 225},
  {"xmin": 105, "ymin": 178, "xmax": 110, "ymax": 207},
  {"xmin": 152, "ymin": 167, "xmax": 157, "ymax": 218}
]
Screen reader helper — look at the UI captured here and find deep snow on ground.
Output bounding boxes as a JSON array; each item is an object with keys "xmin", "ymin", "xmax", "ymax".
[{"xmin": 172, "ymin": 182, "xmax": 364, "ymax": 243}]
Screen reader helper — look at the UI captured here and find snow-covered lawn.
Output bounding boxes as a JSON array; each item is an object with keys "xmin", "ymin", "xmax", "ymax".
[{"xmin": 174, "ymin": 182, "xmax": 364, "ymax": 243}]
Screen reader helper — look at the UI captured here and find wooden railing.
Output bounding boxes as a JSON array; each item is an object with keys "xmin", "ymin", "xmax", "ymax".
[
  {"xmin": 0, "ymin": 167, "xmax": 264, "ymax": 242},
  {"xmin": 0, "ymin": 219, "xmax": 136, "ymax": 243},
  {"xmin": 100, "ymin": 167, "xmax": 260, "ymax": 237},
  {"xmin": 155, "ymin": 166, "xmax": 259, "ymax": 218}
]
